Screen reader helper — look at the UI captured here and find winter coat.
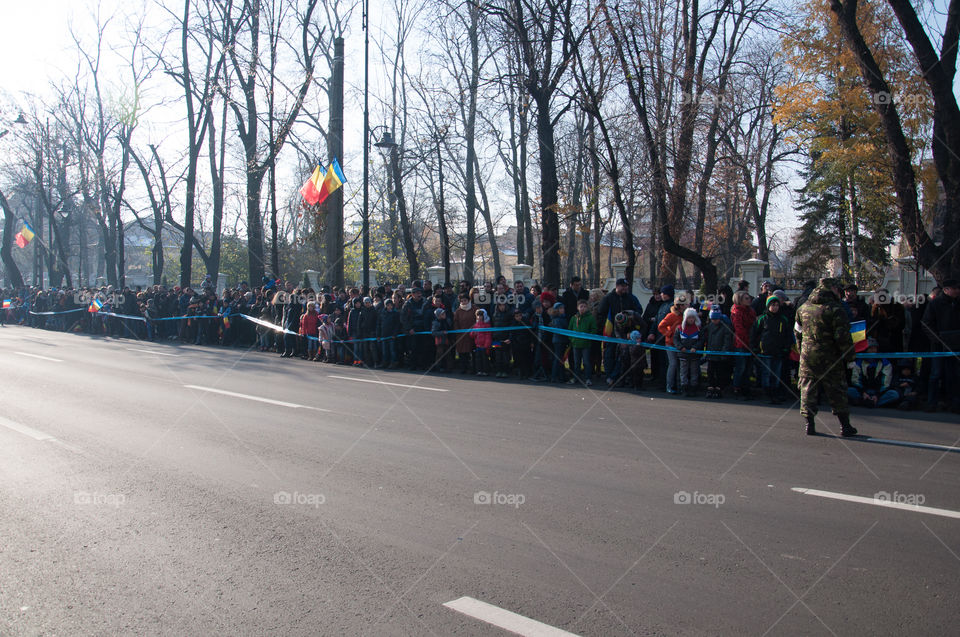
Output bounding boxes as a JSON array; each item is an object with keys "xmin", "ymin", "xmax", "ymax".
[
  {"xmin": 657, "ymin": 306, "xmax": 684, "ymax": 347},
  {"xmin": 472, "ymin": 320, "xmax": 493, "ymax": 349},
  {"xmin": 452, "ymin": 304, "xmax": 476, "ymax": 354},
  {"xmin": 432, "ymin": 315, "xmax": 451, "ymax": 346},
  {"xmin": 550, "ymin": 313, "xmax": 569, "ymax": 346},
  {"xmin": 347, "ymin": 307, "xmax": 364, "ymax": 339},
  {"xmin": 850, "ymin": 358, "xmax": 894, "ymax": 393},
  {"xmin": 300, "ymin": 311, "xmax": 320, "ymax": 338},
  {"xmin": 752, "ymin": 311, "xmax": 794, "ymax": 357},
  {"xmin": 731, "ymin": 303, "xmax": 757, "ymax": 349},
  {"xmin": 401, "ymin": 296, "xmax": 427, "ymax": 333},
  {"xmin": 359, "ymin": 305, "xmax": 378, "ymax": 337},
  {"xmin": 377, "ymin": 309, "xmax": 401, "ymax": 339},
  {"xmin": 597, "ymin": 291, "xmax": 642, "ymax": 333},
  {"xmin": 794, "ymin": 286, "xmax": 855, "ymax": 377},
  {"xmin": 567, "ymin": 312, "xmax": 597, "ymax": 348},
  {"xmin": 702, "ymin": 319, "xmax": 734, "ymax": 360},
  {"xmin": 675, "ymin": 323, "xmax": 701, "ymax": 354},
  {"xmin": 921, "ymin": 292, "xmax": 960, "ymax": 351}
]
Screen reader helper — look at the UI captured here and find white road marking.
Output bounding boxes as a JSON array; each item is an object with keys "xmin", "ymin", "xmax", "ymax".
[
  {"xmin": 183, "ymin": 385, "xmax": 330, "ymax": 411},
  {"xmin": 126, "ymin": 348, "xmax": 180, "ymax": 357},
  {"xmin": 792, "ymin": 488, "xmax": 960, "ymax": 519},
  {"xmin": 327, "ymin": 375, "xmax": 448, "ymax": 392},
  {"xmin": 860, "ymin": 436, "xmax": 960, "ymax": 453},
  {"xmin": 444, "ymin": 597, "xmax": 580, "ymax": 637},
  {"xmin": 14, "ymin": 351, "xmax": 62, "ymax": 362},
  {"xmin": 0, "ymin": 416, "xmax": 56, "ymax": 441}
]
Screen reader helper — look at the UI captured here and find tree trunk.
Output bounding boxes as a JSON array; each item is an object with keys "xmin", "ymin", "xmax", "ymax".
[
  {"xmin": 532, "ymin": 92, "xmax": 562, "ymax": 288},
  {"xmin": 0, "ymin": 188, "xmax": 25, "ymax": 288}
]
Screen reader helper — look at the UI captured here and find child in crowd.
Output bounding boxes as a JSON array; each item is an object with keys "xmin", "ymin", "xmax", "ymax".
[
  {"xmin": 333, "ymin": 317, "xmax": 348, "ymax": 364},
  {"xmin": 300, "ymin": 301, "xmax": 320, "ymax": 361},
  {"xmin": 895, "ymin": 363, "xmax": 918, "ymax": 410},
  {"xmin": 627, "ymin": 330, "xmax": 646, "ymax": 390},
  {"xmin": 752, "ymin": 296, "xmax": 794, "ymax": 403},
  {"xmin": 567, "ymin": 300, "xmax": 596, "ymax": 386},
  {"xmin": 702, "ymin": 305, "xmax": 733, "ymax": 398},
  {"xmin": 676, "ymin": 307, "xmax": 702, "ymax": 397},
  {"xmin": 318, "ymin": 314, "xmax": 333, "ymax": 362},
  {"xmin": 432, "ymin": 307, "xmax": 453, "ymax": 372},
  {"xmin": 472, "ymin": 309, "xmax": 492, "ymax": 376},
  {"xmin": 549, "ymin": 302, "xmax": 569, "ymax": 383}
]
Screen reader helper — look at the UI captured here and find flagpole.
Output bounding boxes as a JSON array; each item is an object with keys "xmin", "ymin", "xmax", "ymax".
[{"xmin": 361, "ymin": 0, "xmax": 370, "ymax": 293}]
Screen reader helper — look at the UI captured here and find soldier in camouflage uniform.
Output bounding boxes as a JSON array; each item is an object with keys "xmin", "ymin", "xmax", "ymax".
[{"xmin": 794, "ymin": 278, "xmax": 860, "ymax": 437}]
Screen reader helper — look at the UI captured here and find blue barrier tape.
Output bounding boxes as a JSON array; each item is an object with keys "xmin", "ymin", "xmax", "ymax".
[{"xmin": 19, "ymin": 307, "xmax": 960, "ymax": 360}]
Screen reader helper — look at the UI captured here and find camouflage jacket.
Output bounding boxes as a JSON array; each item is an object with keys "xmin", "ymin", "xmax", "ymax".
[{"xmin": 794, "ymin": 286, "xmax": 855, "ymax": 376}]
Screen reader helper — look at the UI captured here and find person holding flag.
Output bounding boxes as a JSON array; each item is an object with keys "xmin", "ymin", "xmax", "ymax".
[{"xmin": 596, "ymin": 278, "xmax": 641, "ymax": 386}]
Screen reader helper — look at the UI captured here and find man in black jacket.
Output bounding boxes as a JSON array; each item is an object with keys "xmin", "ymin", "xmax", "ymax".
[
  {"xmin": 597, "ymin": 278, "xmax": 642, "ymax": 384},
  {"xmin": 561, "ymin": 277, "xmax": 589, "ymax": 318},
  {"xmin": 921, "ymin": 279, "xmax": 960, "ymax": 412}
]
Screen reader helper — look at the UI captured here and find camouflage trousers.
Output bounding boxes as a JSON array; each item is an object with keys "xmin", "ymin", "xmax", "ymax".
[{"xmin": 798, "ymin": 369, "xmax": 849, "ymax": 418}]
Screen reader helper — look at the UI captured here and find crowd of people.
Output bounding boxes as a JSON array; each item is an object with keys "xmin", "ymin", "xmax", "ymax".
[{"xmin": 3, "ymin": 273, "xmax": 959, "ymax": 415}]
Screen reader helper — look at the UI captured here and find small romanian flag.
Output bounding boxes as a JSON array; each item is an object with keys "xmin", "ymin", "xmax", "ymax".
[
  {"xmin": 15, "ymin": 222, "xmax": 35, "ymax": 248},
  {"xmin": 88, "ymin": 298, "xmax": 103, "ymax": 313},
  {"xmin": 316, "ymin": 158, "xmax": 346, "ymax": 205},
  {"xmin": 2, "ymin": 299, "xmax": 10, "ymax": 309},
  {"xmin": 223, "ymin": 315, "xmax": 231, "ymax": 330},
  {"xmin": 603, "ymin": 311, "xmax": 614, "ymax": 338},
  {"xmin": 850, "ymin": 319, "xmax": 868, "ymax": 352}
]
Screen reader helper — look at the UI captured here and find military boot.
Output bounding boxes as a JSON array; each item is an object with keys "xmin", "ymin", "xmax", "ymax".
[
  {"xmin": 804, "ymin": 414, "xmax": 816, "ymax": 436},
  {"xmin": 838, "ymin": 413, "xmax": 858, "ymax": 437}
]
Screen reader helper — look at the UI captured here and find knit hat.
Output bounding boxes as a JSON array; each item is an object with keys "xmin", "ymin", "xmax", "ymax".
[
  {"xmin": 709, "ymin": 306, "xmax": 723, "ymax": 320},
  {"xmin": 553, "ymin": 302, "xmax": 566, "ymax": 311},
  {"xmin": 628, "ymin": 330, "xmax": 642, "ymax": 341},
  {"xmin": 434, "ymin": 308, "xmax": 445, "ymax": 318},
  {"xmin": 660, "ymin": 284, "xmax": 675, "ymax": 297},
  {"xmin": 682, "ymin": 307, "xmax": 701, "ymax": 327},
  {"xmin": 772, "ymin": 290, "xmax": 789, "ymax": 303},
  {"xmin": 766, "ymin": 295, "xmax": 781, "ymax": 308},
  {"xmin": 363, "ymin": 296, "xmax": 373, "ymax": 304},
  {"xmin": 477, "ymin": 309, "xmax": 489, "ymax": 321}
]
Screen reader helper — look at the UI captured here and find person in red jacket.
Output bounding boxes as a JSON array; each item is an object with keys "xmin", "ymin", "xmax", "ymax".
[
  {"xmin": 730, "ymin": 290, "xmax": 757, "ymax": 399},
  {"xmin": 472, "ymin": 309, "xmax": 493, "ymax": 376},
  {"xmin": 300, "ymin": 301, "xmax": 320, "ymax": 361}
]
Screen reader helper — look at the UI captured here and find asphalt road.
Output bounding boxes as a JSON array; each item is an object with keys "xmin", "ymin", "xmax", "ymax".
[{"xmin": 1, "ymin": 324, "xmax": 958, "ymax": 636}]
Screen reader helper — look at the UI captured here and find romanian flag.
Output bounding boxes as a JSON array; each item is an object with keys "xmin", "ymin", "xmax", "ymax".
[
  {"xmin": 88, "ymin": 298, "xmax": 103, "ymax": 313},
  {"xmin": 603, "ymin": 311, "xmax": 615, "ymax": 338},
  {"xmin": 316, "ymin": 158, "xmax": 346, "ymax": 205},
  {"xmin": 2, "ymin": 299, "xmax": 10, "ymax": 309},
  {"xmin": 15, "ymin": 222, "xmax": 35, "ymax": 248},
  {"xmin": 223, "ymin": 315, "xmax": 231, "ymax": 330},
  {"xmin": 299, "ymin": 165, "xmax": 325, "ymax": 205},
  {"xmin": 850, "ymin": 319, "xmax": 868, "ymax": 352}
]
